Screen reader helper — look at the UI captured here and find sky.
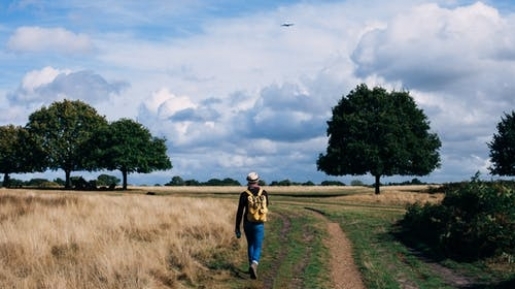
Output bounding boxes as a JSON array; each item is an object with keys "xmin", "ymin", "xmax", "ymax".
[{"xmin": 1, "ymin": 0, "xmax": 515, "ymax": 186}]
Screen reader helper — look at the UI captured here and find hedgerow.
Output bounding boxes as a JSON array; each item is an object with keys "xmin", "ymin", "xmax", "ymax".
[{"xmin": 400, "ymin": 173, "xmax": 515, "ymax": 261}]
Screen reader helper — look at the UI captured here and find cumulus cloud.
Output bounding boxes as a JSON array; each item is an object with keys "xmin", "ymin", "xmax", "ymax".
[
  {"xmin": 5, "ymin": 1, "xmax": 515, "ymax": 184},
  {"xmin": 352, "ymin": 2, "xmax": 514, "ymax": 92},
  {"xmin": 139, "ymin": 89, "xmax": 229, "ymax": 149},
  {"xmin": 233, "ymin": 82, "xmax": 329, "ymax": 142},
  {"xmin": 7, "ymin": 26, "xmax": 94, "ymax": 54},
  {"xmin": 142, "ymin": 88, "xmax": 197, "ymax": 119},
  {"xmin": 8, "ymin": 67, "xmax": 128, "ymax": 106},
  {"xmin": 21, "ymin": 66, "xmax": 64, "ymax": 95}
]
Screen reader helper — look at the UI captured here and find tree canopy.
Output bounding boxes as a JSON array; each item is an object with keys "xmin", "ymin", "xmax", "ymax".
[
  {"xmin": 317, "ymin": 84, "xmax": 441, "ymax": 194},
  {"xmin": 26, "ymin": 99, "xmax": 108, "ymax": 188},
  {"xmin": 488, "ymin": 111, "xmax": 515, "ymax": 176},
  {"xmin": 88, "ymin": 118, "xmax": 172, "ymax": 189},
  {"xmin": 0, "ymin": 125, "xmax": 45, "ymax": 187}
]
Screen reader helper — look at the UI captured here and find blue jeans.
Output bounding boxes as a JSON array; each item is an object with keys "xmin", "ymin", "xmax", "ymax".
[{"xmin": 243, "ymin": 221, "xmax": 265, "ymax": 265}]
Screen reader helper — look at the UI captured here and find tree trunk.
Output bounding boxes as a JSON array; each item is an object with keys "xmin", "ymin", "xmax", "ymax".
[
  {"xmin": 122, "ymin": 170, "xmax": 128, "ymax": 190},
  {"xmin": 374, "ymin": 174, "xmax": 381, "ymax": 195},
  {"xmin": 65, "ymin": 169, "xmax": 72, "ymax": 189},
  {"xmin": 3, "ymin": 173, "xmax": 10, "ymax": 188}
]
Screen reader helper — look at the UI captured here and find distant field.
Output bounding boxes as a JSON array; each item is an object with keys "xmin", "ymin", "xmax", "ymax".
[
  {"xmin": 127, "ymin": 185, "xmax": 444, "ymax": 206},
  {"xmin": 4, "ymin": 184, "xmax": 443, "ymax": 205}
]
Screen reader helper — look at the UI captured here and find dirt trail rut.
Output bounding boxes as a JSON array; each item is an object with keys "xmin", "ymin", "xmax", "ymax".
[
  {"xmin": 297, "ymin": 208, "xmax": 366, "ymax": 289},
  {"xmin": 258, "ymin": 208, "xmax": 365, "ymax": 288},
  {"xmin": 325, "ymin": 221, "xmax": 366, "ymax": 289}
]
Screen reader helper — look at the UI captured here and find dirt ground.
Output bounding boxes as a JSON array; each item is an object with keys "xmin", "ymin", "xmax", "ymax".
[{"xmin": 326, "ymin": 221, "xmax": 366, "ymax": 289}]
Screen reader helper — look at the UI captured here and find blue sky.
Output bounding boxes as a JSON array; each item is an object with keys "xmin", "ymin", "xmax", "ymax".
[{"xmin": 2, "ymin": 0, "xmax": 515, "ymax": 185}]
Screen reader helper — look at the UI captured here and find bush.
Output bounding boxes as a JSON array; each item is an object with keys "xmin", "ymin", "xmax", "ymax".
[
  {"xmin": 38, "ymin": 181, "xmax": 61, "ymax": 188},
  {"xmin": 302, "ymin": 181, "xmax": 315, "ymax": 186},
  {"xmin": 96, "ymin": 174, "xmax": 120, "ymax": 186},
  {"xmin": 26, "ymin": 178, "xmax": 51, "ymax": 187},
  {"xmin": 350, "ymin": 179, "xmax": 365, "ymax": 186},
  {"xmin": 320, "ymin": 180, "xmax": 345, "ymax": 186},
  {"xmin": 400, "ymin": 173, "xmax": 515, "ymax": 261}
]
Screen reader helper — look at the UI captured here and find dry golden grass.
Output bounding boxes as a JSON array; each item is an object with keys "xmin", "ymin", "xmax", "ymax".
[
  {"xmin": 135, "ymin": 185, "xmax": 443, "ymax": 206},
  {"xmin": 339, "ymin": 185, "xmax": 444, "ymax": 206},
  {"xmin": 0, "ymin": 189, "xmax": 239, "ymax": 289}
]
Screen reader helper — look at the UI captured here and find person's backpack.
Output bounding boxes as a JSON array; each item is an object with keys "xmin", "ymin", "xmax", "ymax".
[{"xmin": 245, "ymin": 188, "xmax": 268, "ymax": 222}]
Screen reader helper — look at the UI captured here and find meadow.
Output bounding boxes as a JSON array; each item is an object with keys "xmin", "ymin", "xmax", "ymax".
[
  {"xmin": 0, "ymin": 188, "xmax": 238, "ymax": 288},
  {"xmin": 0, "ymin": 185, "xmax": 512, "ymax": 288}
]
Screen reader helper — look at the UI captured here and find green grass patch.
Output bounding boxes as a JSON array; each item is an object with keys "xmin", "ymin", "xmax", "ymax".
[
  {"xmin": 248, "ymin": 205, "xmax": 330, "ymax": 289},
  {"xmin": 322, "ymin": 206, "xmax": 455, "ymax": 289},
  {"xmin": 318, "ymin": 204, "xmax": 515, "ymax": 289}
]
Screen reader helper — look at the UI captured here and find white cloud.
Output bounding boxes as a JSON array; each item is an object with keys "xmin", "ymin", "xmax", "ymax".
[
  {"xmin": 3, "ymin": 1, "xmax": 515, "ymax": 184},
  {"xmin": 7, "ymin": 26, "xmax": 94, "ymax": 54},
  {"xmin": 10, "ymin": 67, "xmax": 129, "ymax": 115},
  {"xmin": 148, "ymin": 88, "xmax": 198, "ymax": 119},
  {"xmin": 352, "ymin": 2, "xmax": 515, "ymax": 91},
  {"xmin": 21, "ymin": 66, "xmax": 64, "ymax": 94}
]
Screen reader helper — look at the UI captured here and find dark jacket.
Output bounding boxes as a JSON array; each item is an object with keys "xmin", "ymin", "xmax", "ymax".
[{"xmin": 235, "ymin": 185, "xmax": 269, "ymax": 231}]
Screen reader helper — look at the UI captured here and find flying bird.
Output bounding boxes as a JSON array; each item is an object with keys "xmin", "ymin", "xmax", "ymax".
[{"xmin": 281, "ymin": 23, "xmax": 294, "ymax": 27}]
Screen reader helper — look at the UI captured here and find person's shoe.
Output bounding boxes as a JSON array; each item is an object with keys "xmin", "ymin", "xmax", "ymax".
[{"xmin": 250, "ymin": 262, "xmax": 258, "ymax": 279}]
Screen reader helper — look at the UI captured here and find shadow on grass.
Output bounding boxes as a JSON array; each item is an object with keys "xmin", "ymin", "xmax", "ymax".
[{"xmin": 389, "ymin": 222, "xmax": 514, "ymax": 289}]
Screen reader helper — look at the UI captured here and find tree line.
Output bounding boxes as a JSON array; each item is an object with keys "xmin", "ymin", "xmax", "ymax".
[
  {"xmin": 0, "ymin": 99, "xmax": 172, "ymax": 190},
  {"xmin": 164, "ymin": 175, "xmax": 346, "ymax": 187},
  {"xmin": 2, "ymin": 174, "xmax": 429, "ymax": 188},
  {"xmin": 2, "ymin": 84, "xmax": 514, "ymax": 193}
]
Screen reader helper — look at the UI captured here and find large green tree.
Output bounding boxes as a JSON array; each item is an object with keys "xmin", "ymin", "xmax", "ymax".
[
  {"xmin": 0, "ymin": 125, "xmax": 45, "ymax": 187},
  {"xmin": 317, "ymin": 84, "xmax": 441, "ymax": 194},
  {"xmin": 88, "ymin": 118, "xmax": 172, "ymax": 189},
  {"xmin": 488, "ymin": 111, "xmax": 515, "ymax": 176},
  {"xmin": 26, "ymin": 99, "xmax": 108, "ymax": 188}
]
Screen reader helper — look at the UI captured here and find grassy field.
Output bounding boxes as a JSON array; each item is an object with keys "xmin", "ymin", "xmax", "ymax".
[{"xmin": 0, "ymin": 185, "xmax": 512, "ymax": 288}]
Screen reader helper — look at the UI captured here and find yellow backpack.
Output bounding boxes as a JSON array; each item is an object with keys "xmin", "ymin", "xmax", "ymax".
[{"xmin": 245, "ymin": 188, "xmax": 268, "ymax": 222}]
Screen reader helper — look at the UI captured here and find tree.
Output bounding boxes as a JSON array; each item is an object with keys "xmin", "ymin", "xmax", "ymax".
[
  {"xmin": 184, "ymin": 179, "xmax": 200, "ymax": 186},
  {"xmin": 166, "ymin": 175, "xmax": 185, "ymax": 186},
  {"xmin": 320, "ymin": 180, "xmax": 345, "ymax": 186},
  {"xmin": 89, "ymin": 118, "xmax": 172, "ymax": 190},
  {"xmin": 488, "ymin": 111, "xmax": 515, "ymax": 176},
  {"xmin": 317, "ymin": 84, "xmax": 441, "ymax": 194},
  {"xmin": 96, "ymin": 174, "xmax": 120, "ymax": 186},
  {"xmin": 26, "ymin": 99, "xmax": 108, "ymax": 188},
  {"xmin": 221, "ymin": 178, "xmax": 241, "ymax": 186},
  {"xmin": 0, "ymin": 125, "xmax": 45, "ymax": 187}
]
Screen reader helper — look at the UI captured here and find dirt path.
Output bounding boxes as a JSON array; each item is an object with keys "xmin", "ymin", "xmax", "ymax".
[
  {"xmin": 303, "ymin": 207, "xmax": 366, "ymax": 288},
  {"xmin": 262, "ymin": 208, "xmax": 366, "ymax": 289},
  {"xmin": 259, "ymin": 210, "xmax": 365, "ymax": 289},
  {"xmin": 326, "ymin": 221, "xmax": 366, "ymax": 289},
  {"xmin": 310, "ymin": 208, "xmax": 476, "ymax": 289}
]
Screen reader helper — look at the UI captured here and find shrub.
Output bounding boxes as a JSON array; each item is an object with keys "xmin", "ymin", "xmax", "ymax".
[
  {"xmin": 96, "ymin": 174, "xmax": 120, "ymax": 186},
  {"xmin": 350, "ymin": 179, "xmax": 364, "ymax": 186},
  {"xmin": 38, "ymin": 181, "xmax": 61, "ymax": 188},
  {"xmin": 302, "ymin": 181, "xmax": 315, "ymax": 186},
  {"xmin": 26, "ymin": 178, "xmax": 51, "ymax": 187},
  {"xmin": 320, "ymin": 180, "xmax": 345, "ymax": 186},
  {"xmin": 400, "ymin": 173, "xmax": 515, "ymax": 261}
]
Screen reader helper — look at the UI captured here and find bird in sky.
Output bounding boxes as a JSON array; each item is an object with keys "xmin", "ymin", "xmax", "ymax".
[{"xmin": 281, "ymin": 23, "xmax": 294, "ymax": 27}]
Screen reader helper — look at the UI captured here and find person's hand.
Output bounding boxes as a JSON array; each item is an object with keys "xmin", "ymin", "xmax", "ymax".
[{"xmin": 235, "ymin": 230, "xmax": 241, "ymax": 239}]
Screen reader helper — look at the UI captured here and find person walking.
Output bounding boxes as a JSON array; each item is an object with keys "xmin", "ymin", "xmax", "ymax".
[{"xmin": 235, "ymin": 172, "xmax": 269, "ymax": 280}]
